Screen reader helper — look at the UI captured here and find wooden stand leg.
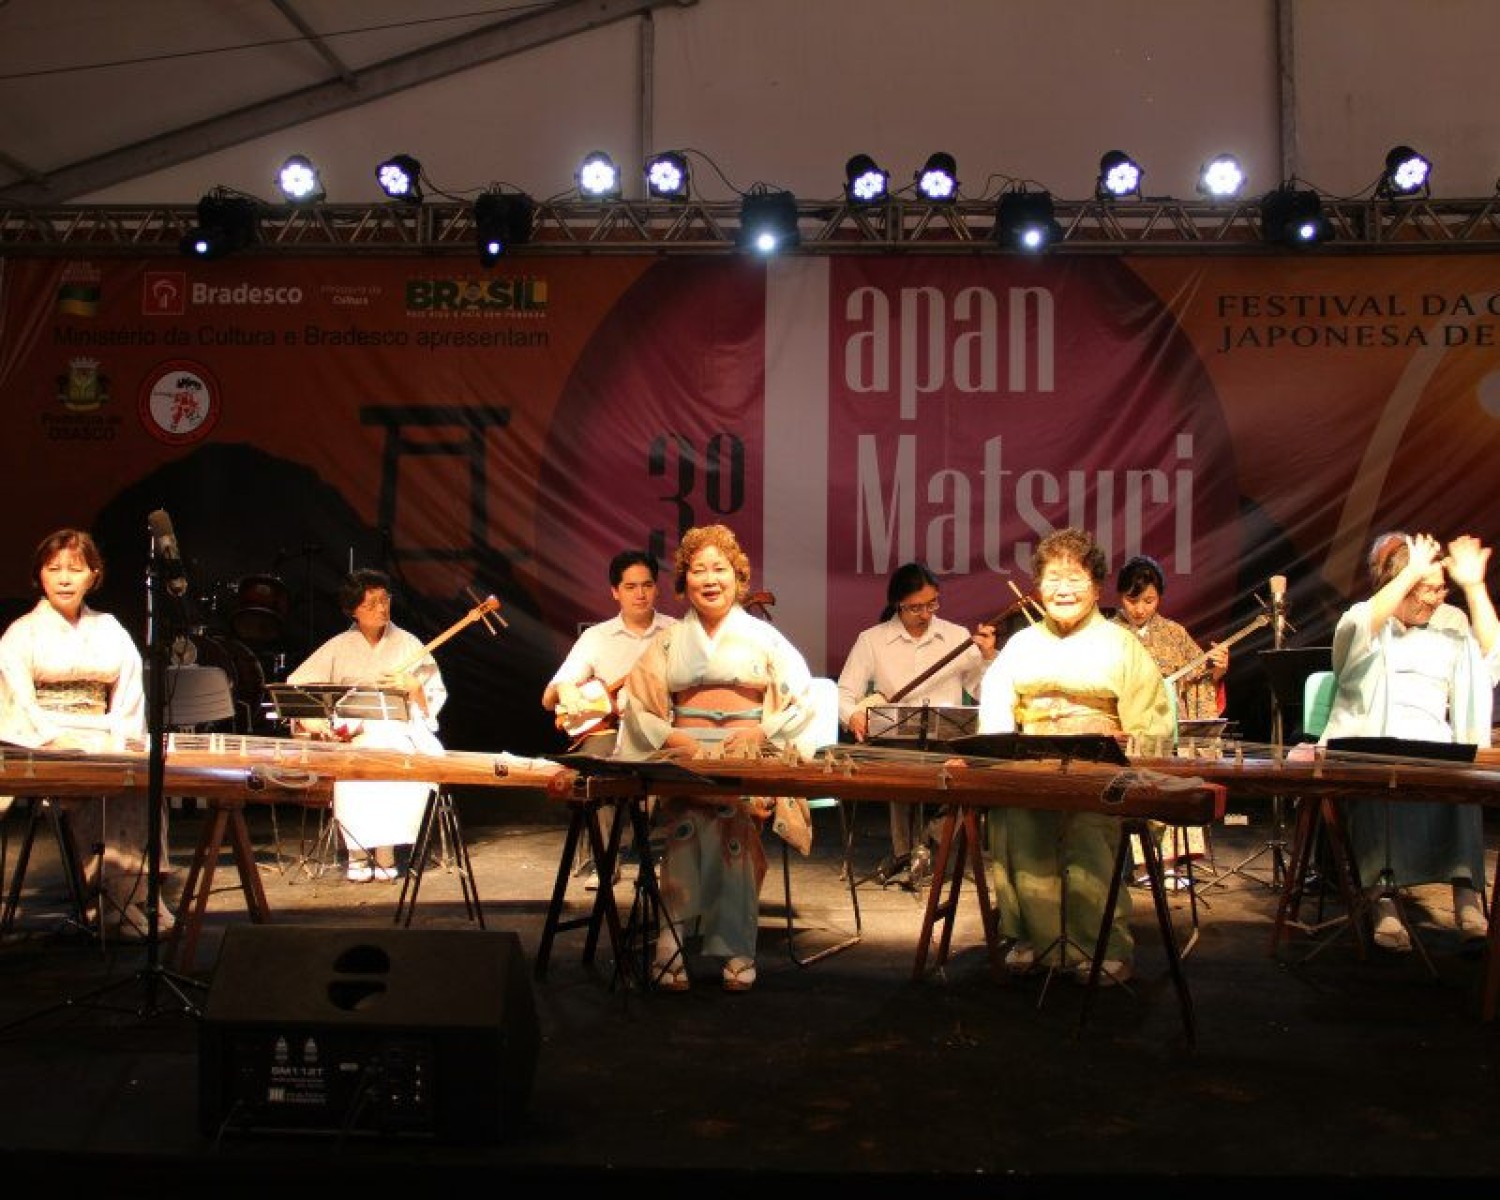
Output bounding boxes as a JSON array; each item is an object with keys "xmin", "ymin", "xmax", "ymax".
[{"xmin": 913, "ymin": 805, "xmax": 1002, "ymax": 982}]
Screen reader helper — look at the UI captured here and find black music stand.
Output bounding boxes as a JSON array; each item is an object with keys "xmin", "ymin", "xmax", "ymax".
[
  {"xmin": 1213, "ymin": 646, "xmax": 1332, "ymax": 892},
  {"xmin": 264, "ymin": 684, "xmax": 411, "ymax": 876},
  {"xmin": 265, "ymin": 683, "xmax": 410, "ymax": 724},
  {"xmin": 867, "ymin": 704, "xmax": 978, "ymax": 888}
]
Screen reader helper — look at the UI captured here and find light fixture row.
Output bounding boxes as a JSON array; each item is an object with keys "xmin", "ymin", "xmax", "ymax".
[{"xmin": 191, "ymin": 145, "xmax": 1438, "ymax": 261}]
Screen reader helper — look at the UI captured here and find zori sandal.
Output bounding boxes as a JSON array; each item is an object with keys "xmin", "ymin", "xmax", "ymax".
[{"xmin": 721, "ymin": 956, "xmax": 757, "ymax": 993}]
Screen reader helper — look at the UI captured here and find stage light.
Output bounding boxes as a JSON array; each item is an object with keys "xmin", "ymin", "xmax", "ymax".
[
  {"xmin": 474, "ymin": 191, "xmax": 535, "ymax": 266},
  {"xmin": 276, "ymin": 155, "xmax": 325, "ymax": 204},
  {"xmin": 738, "ymin": 190, "xmax": 800, "ymax": 255},
  {"xmin": 1096, "ymin": 150, "xmax": 1142, "ymax": 200},
  {"xmin": 577, "ymin": 151, "xmax": 621, "ymax": 200},
  {"xmin": 845, "ymin": 154, "xmax": 890, "ymax": 204},
  {"xmin": 914, "ymin": 152, "xmax": 959, "ymax": 202},
  {"xmin": 1260, "ymin": 186, "xmax": 1333, "ymax": 246},
  {"xmin": 376, "ymin": 154, "xmax": 423, "ymax": 203},
  {"xmin": 994, "ymin": 189, "xmax": 1061, "ymax": 252},
  {"xmin": 1379, "ymin": 145, "xmax": 1431, "ymax": 199},
  {"xmin": 645, "ymin": 151, "xmax": 690, "ymax": 199},
  {"xmin": 1197, "ymin": 154, "xmax": 1246, "ymax": 200},
  {"xmin": 179, "ymin": 192, "xmax": 259, "ymax": 260}
]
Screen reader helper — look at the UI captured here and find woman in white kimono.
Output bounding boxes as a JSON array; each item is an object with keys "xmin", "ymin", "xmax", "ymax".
[
  {"xmin": 1319, "ymin": 531, "xmax": 1499, "ymax": 951},
  {"xmin": 978, "ymin": 527, "xmax": 1174, "ymax": 987},
  {"xmin": 615, "ymin": 525, "xmax": 816, "ymax": 993},
  {"xmin": 286, "ymin": 568, "xmax": 446, "ymax": 882},
  {"xmin": 0, "ymin": 528, "xmax": 150, "ymax": 933}
]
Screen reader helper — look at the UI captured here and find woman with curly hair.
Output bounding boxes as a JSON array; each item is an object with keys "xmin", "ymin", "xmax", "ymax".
[{"xmin": 614, "ymin": 524, "xmax": 818, "ymax": 993}]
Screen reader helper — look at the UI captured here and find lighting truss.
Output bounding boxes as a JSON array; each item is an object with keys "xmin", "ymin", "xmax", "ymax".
[{"xmin": 8, "ymin": 196, "xmax": 1500, "ymax": 255}]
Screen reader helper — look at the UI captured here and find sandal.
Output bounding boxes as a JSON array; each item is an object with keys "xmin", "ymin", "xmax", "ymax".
[
  {"xmin": 721, "ymin": 956, "xmax": 757, "ymax": 993},
  {"xmin": 1373, "ymin": 898, "xmax": 1412, "ymax": 953}
]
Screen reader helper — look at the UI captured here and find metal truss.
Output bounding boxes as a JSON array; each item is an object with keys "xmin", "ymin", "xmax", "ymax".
[{"xmin": 5, "ymin": 195, "xmax": 1500, "ymax": 256}]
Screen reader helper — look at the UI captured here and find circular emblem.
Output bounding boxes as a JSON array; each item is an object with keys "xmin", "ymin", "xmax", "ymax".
[{"xmin": 138, "ymin": 360, "xmax": 221, "ymax": 444}]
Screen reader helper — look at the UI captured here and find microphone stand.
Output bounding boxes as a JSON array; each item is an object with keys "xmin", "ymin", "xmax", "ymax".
[{"xmin": 0, "ymin": 530, "xmax": 206, "ymax": 1036}]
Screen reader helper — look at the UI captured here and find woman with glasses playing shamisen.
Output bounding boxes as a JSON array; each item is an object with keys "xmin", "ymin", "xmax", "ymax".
[
  {"xmin": 836, "ymin": 561, "xmax": 997, "ymax": 888},
  {"xmin": 1317, "ymin": 531, "xmax": 1499, "ymax": 952},
  {"xmin": 976, "ymin": 527, "xmax": 1173, "ymax": 987}
]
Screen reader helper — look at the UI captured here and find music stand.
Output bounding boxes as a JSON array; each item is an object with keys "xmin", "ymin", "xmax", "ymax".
[
  {"xmin": 1211, "ymin": 646, "xmax": 1332, "ymax": 892},
  {"xmin": 867, "ymin": 705, "xmax": 978, "ymax": 889},
  {"xmin": 265, "ymin": 683, "xmax": 410, "ymax": 724}
]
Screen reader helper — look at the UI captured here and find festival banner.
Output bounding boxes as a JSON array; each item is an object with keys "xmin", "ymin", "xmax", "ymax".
[{"xmin": 1, "ymin": 251, "xmax": 1496, "ymax": 755}]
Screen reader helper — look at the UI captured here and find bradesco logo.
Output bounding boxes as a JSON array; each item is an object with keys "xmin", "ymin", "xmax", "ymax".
[
  {"xmin": 190, "ymin": 282, "xmax": 305, "ymax": 306},
  {"xmin": 404, "ymin": 276, "xmax": 548, "ymax": 315}
]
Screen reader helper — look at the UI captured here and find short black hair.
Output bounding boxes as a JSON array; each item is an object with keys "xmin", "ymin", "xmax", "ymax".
[
  {"xmin": 1116, "ymin": 555, "xmax": 1166, "ymax": 598},
  {"xmin": 338, "ymin": 567, "xmax": 392, "ymax": 616},
  {"xmin": 609, "ymin": 549, "xmax": 658, "ymax": 587}
]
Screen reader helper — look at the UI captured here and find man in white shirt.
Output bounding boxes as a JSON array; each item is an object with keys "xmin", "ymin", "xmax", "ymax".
[
  {"xmin": 543, "ymin": 549, "xmax": 676, "ymax": 888},
  {"xmin": 837, "ymin": 562, "xmax": 995, "ymax": 888}
]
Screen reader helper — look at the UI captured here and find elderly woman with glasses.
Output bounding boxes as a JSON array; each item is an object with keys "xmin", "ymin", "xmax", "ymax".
[
  {"xmin": 286, "ymin": 567, "xmax": 447, "ymax": 883},
  {"xmin": 836, "ymin": 561, "xmax": 997, "ymax": 887},
  {"xmin": 1318, "ymin": 531, "xmax": 1499, "ymax": 951},
  {"xmin": 976, "ymin": 527, "xmax": 1173, "ymax": 986}
]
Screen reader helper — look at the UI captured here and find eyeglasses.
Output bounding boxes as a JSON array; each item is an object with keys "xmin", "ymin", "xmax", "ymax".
[
  {"xmin": 1412, "ymin": 583, "xmax": 1448, "ymax": 602},
  {"xmin": 899, "ymin": 600, "xmax": 940, "ymax": 615},
  {"xmin": 1038, "ymin": 575, "xmax": 1094, "ymax": 592}
]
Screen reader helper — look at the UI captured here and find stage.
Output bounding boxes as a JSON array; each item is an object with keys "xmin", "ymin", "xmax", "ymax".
[{"xmin": 1, "ymin": 795, "xmax": 1497, "ymax": 1196}]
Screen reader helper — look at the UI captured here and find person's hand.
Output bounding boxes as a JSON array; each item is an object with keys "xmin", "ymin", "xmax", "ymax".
[
  {"xmin": 722, "ymin": 727, "xmax": 769, "ymax": 757},
  {"xmin": 972, "ymin": 622, "xmax": 998, "ymax": 661},
  {"xmin": 848, "ymin": 709, "xmax": 869, "ymax": 742},
  {"xmin": 1406, "ymin": 532, "xmax": 1443, "ymax": 576},
  {"xmin": 1207, "ymin": 642, "xmax": 1229, "ymax": 679},
  {"xmin": 1443, "ymin": 534, "xmax": 1491, "ymax": 590}
]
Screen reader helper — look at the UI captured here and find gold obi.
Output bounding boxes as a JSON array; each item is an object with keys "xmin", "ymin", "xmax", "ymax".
[
  {"xmin": 1014, "ymin": 690, "xmax": 1120, "ymax": 735},
  {"xmin": 35, "ymin": 680, "xmax": 109, "ymax": 715}
]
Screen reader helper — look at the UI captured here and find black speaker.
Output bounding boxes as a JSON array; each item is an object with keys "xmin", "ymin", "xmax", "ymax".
[{"xmin": 199, "ymin": 925, "xmax": 540, "ymax": 1145}]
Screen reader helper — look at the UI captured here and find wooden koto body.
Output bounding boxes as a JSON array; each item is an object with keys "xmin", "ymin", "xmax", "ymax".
[{"xmin": 0, "ymin": 733, "xmax": 574, "ymax": 802}]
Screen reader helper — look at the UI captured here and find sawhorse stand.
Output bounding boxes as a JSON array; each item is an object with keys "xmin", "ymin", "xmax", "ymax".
[
  {"xmin": 913, "ymin": 804, "xmax": 1004, "ymax": 982},
  {"xmin": 394, "ymin": 789, "xmax": 483, "ymax": 928},
  {"xmin": 534, "ymin": 792, "xmax": 664, "ymax": 989},
  {"xmin": 165, "ymin": 796, "xmax": 271, "ymax": 972}
]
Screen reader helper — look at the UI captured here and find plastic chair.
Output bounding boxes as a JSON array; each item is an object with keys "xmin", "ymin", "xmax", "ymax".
[
  {"xmin": 1303, "ymin": 670, "xmax": 1336, "ymax": 738},
  {"xmin": 779, "ymin": 678, "xmax": 862, "ymax": 966}
]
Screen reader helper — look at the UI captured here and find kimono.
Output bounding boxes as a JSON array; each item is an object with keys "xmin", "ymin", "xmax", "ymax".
[
  {"xmin": 1320, "ymin": 599, "xmax": 1497, "ymax": 889},
  {"xmin": 615, "ymin": 605, "xmax": 816, "ymax": 960},
  {"xmin": 978, "ymin": 608, "xmax": 1174, "ymax": 967},
  {"xmin": 287, "ymin": 622, "xmax": 446, "ymax": 854},
  {"xmin": 0, "ymin": 600, "xmax": 148, "ymax": 910}
]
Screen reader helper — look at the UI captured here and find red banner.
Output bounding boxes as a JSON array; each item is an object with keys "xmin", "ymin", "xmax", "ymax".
[{"xmin": 3, "ymin": 252, "xmax": 1497, "ymax": 753}]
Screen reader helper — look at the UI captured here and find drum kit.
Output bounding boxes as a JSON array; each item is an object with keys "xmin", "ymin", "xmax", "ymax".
[{"xmin": 169, "ymin": 573, "xmax": 294, "ymax": 733}]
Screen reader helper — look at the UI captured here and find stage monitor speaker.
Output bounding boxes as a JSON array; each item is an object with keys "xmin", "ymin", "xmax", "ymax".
[{"xmin": 199, "ymin": 924, "xmax": 539, "ymax": 1145}]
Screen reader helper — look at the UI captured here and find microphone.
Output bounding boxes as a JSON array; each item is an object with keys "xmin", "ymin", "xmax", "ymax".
[
  {"xmin": 1269, "ymin": 574, "xmax": 1287, "ymax": 647},
  {"xmin": 147, "ymin": 509, "xmax": 189, "ymax": 597}
]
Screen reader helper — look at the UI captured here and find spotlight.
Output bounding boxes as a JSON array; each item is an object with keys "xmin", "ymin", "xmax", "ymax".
[
  {"xmin": 276, "ymin": 155, "xmax": 325, "ymax": 204},
  {"xmin": 376, "ymin": 154, "xmax": 423, "ymax": 203},
  {"xmin": 474, "ymin": 191, "xmax": 535, "ymax": 266},
  {"xmin": 577, "ymin": 151, "xmax": 621, "ymax": 200},
  {"xmin": 645, "ymin": 151, "xmax": 690, "ymax": 200},
  {"xmin": 1197, "ymin": 154, "xmax": 1246, "ymax": 200},
  {"xmin": 914, "ymin": 152, "xmax": 959, "ymax": 202},
  {"xmin": 738, "ymin": 190, "xmax": 800, "ymax": 255},
  {"xmin": 1379, "ymin": 145, "xmax": 1431, "ymax": 199},
  {"xmin": 1260, "ymin": 186, "xmax": 1333, "ymax": 246},
  {"xmin": 994, "ymin": 189, "xmax": 1061, "ymax": 252},
  {"xmin": 1096, "ymin": 150, "xmax": 1142, "ymax": 201},
  {"xmin": 844, "ymin": 154, "xmax": 889, "ymax": 204},
  {"xmin": 179, "ymin": 192, "xmax": 259, "ymax": 260}
]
